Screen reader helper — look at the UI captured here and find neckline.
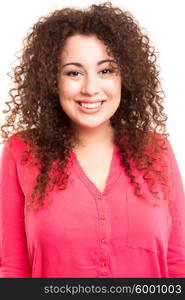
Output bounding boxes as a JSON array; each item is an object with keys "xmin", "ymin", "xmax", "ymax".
[{"xmin": 71, "ymin": 144, "xmax": 121, "ymax": 196}]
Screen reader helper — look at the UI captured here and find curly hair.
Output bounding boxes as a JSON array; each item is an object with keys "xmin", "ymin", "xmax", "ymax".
[{"xmin": 1, "ymin": 1, "xmax": 171, "ymax": 210}]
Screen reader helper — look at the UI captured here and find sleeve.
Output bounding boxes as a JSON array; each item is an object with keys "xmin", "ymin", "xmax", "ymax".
[
  {"xmin": 166, "ymin": 139, "xmax": 185, "ymax": 277},
  {"xmin": 0, "ymin": 142, "xmax": 31, "ymax": 277}
]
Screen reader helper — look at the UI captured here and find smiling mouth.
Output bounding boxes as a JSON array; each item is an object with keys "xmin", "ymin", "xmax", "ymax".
[
  {"xmin": 76, "ymin": 100, "xmax": 105, "ymax": 108},
  {"xmin": 75, "ymin": 100, "xmax": 106, "ymax": 113},
  {"xmin": 77, "ymin": 101, "xmax": 103, "ymax": 109}
]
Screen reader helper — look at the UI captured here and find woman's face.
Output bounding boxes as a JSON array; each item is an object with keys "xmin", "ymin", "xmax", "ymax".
[{"xmin": 58, "ymin": 34, "xmax": 121, "ymax": 130}]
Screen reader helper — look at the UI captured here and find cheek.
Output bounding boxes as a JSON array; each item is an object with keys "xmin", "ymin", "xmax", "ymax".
[
  {"xmin": 59, "ymin": 79, "xmax": 80, "ymax": 100},
  {"xmin": 105, "ymin": 77, "xmax": 121, "ymax": 98}
]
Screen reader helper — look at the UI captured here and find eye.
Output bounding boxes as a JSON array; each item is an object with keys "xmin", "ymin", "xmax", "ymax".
[
  {"xmin": 99, "ymin": 68, "xmax": 114, "ymax": 75},
  {"xmin": 66, "ymin": 71, "xmax": 82, "ymax": 77}
]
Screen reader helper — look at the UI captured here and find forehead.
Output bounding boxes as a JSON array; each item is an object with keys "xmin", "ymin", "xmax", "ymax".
[{"xmin": 60, "ymin": 34, "xmax": 113, "ymax": 62}]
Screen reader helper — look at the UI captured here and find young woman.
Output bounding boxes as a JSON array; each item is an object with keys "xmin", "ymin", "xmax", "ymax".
[{"xmin": 0, "ymin": 2, "xmax": 184, "ymax": 278}]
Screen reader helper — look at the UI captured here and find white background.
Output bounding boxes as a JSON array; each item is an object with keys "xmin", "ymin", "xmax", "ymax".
[{"xmin": 0, "ymin": 0, "xmax": 184, "ymax": 186}]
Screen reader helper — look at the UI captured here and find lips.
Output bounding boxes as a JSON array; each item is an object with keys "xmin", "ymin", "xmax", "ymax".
[
  {"xmin": 76, "ymin": 100, "xmax": 106, "ymax": 104},
  {"xmin": 75, "ymin": 100, "xmax": 105, "ymax": 114}
]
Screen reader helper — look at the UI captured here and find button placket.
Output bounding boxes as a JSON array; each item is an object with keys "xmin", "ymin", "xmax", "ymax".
[{"xmin": 96, "ymin": 193, "xmax": 109, "ymax": 276}]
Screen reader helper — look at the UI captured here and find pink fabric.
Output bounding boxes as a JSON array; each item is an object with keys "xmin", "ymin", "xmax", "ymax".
[{"xmin": 0, "ymin": 133, "xmax": 185, "ymax": 278}]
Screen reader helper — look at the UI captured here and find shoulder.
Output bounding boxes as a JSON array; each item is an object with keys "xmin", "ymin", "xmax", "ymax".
[
  {"xmin": 4, "ymin": 130, "xmax": 33, "ymax": 160},
  {"xmin": 145, "ymin": 131, "xmax": 172, "ymax": 157}
]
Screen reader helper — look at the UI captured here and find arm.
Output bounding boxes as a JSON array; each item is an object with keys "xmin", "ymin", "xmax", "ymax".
[
  {"xmin": 0, "ymin": 141, "xmax": 31, "ymax": 277},
  {"xmin": 166, "ymin": 139, "xmax": 185, "ymax": 277}
]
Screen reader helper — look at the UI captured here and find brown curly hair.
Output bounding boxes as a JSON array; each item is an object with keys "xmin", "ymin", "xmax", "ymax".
[{"xmin": 1, "ymin": 2, "xmax": 171, "ymax": 210}]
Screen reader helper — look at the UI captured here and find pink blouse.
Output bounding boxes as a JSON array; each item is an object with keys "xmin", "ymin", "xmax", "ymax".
[{"xmin": 0, "ymin": 133, "xmax": 185, "ymax": 278}]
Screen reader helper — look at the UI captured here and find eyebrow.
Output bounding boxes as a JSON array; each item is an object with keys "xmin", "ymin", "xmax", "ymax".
[{"xmin": 61, "ymin": 59, "xmax": 116, "ymax": 68}]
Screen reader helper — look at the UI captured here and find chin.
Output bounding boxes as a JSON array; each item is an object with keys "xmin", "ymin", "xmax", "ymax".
[{"xmin": 77, "ymin": 121, "xmax": 104, "ymax": 129}]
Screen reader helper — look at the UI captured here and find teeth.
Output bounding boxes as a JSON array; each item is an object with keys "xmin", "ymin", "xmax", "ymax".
[{"xmin": 80, "ymin": 102, "xmax": 102, "ymax": 109}]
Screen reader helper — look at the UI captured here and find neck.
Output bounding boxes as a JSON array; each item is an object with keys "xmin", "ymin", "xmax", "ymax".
[{"xmin": 72, "ymin": 121, "xmax": 115, "ymax": 151}]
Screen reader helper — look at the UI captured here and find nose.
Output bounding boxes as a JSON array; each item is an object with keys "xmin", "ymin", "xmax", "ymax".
[{"xmin": 81, "ymin": 73, "xmax": 99, "ymax": 96}]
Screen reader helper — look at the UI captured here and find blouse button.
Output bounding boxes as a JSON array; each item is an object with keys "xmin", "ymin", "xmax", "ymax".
[
  {"xmin": 97, "ymin": 194, "xmax": 102, "ymax": 199},
  {"xmin": 101, "ymin": 239, "xmax": 106, "ymax": 244},
  {"xmin": 100, "ymin": 262, "xmax": 106, "ymax": 267},
  {"xmin": 100, "ymin": 215, "xmax": 105, "ymax": 220}
]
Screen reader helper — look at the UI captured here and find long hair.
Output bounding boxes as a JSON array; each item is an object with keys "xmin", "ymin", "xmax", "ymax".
[{"xmin": 1, "ymin": 2, "xmax": 171, "ymax": 210}]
